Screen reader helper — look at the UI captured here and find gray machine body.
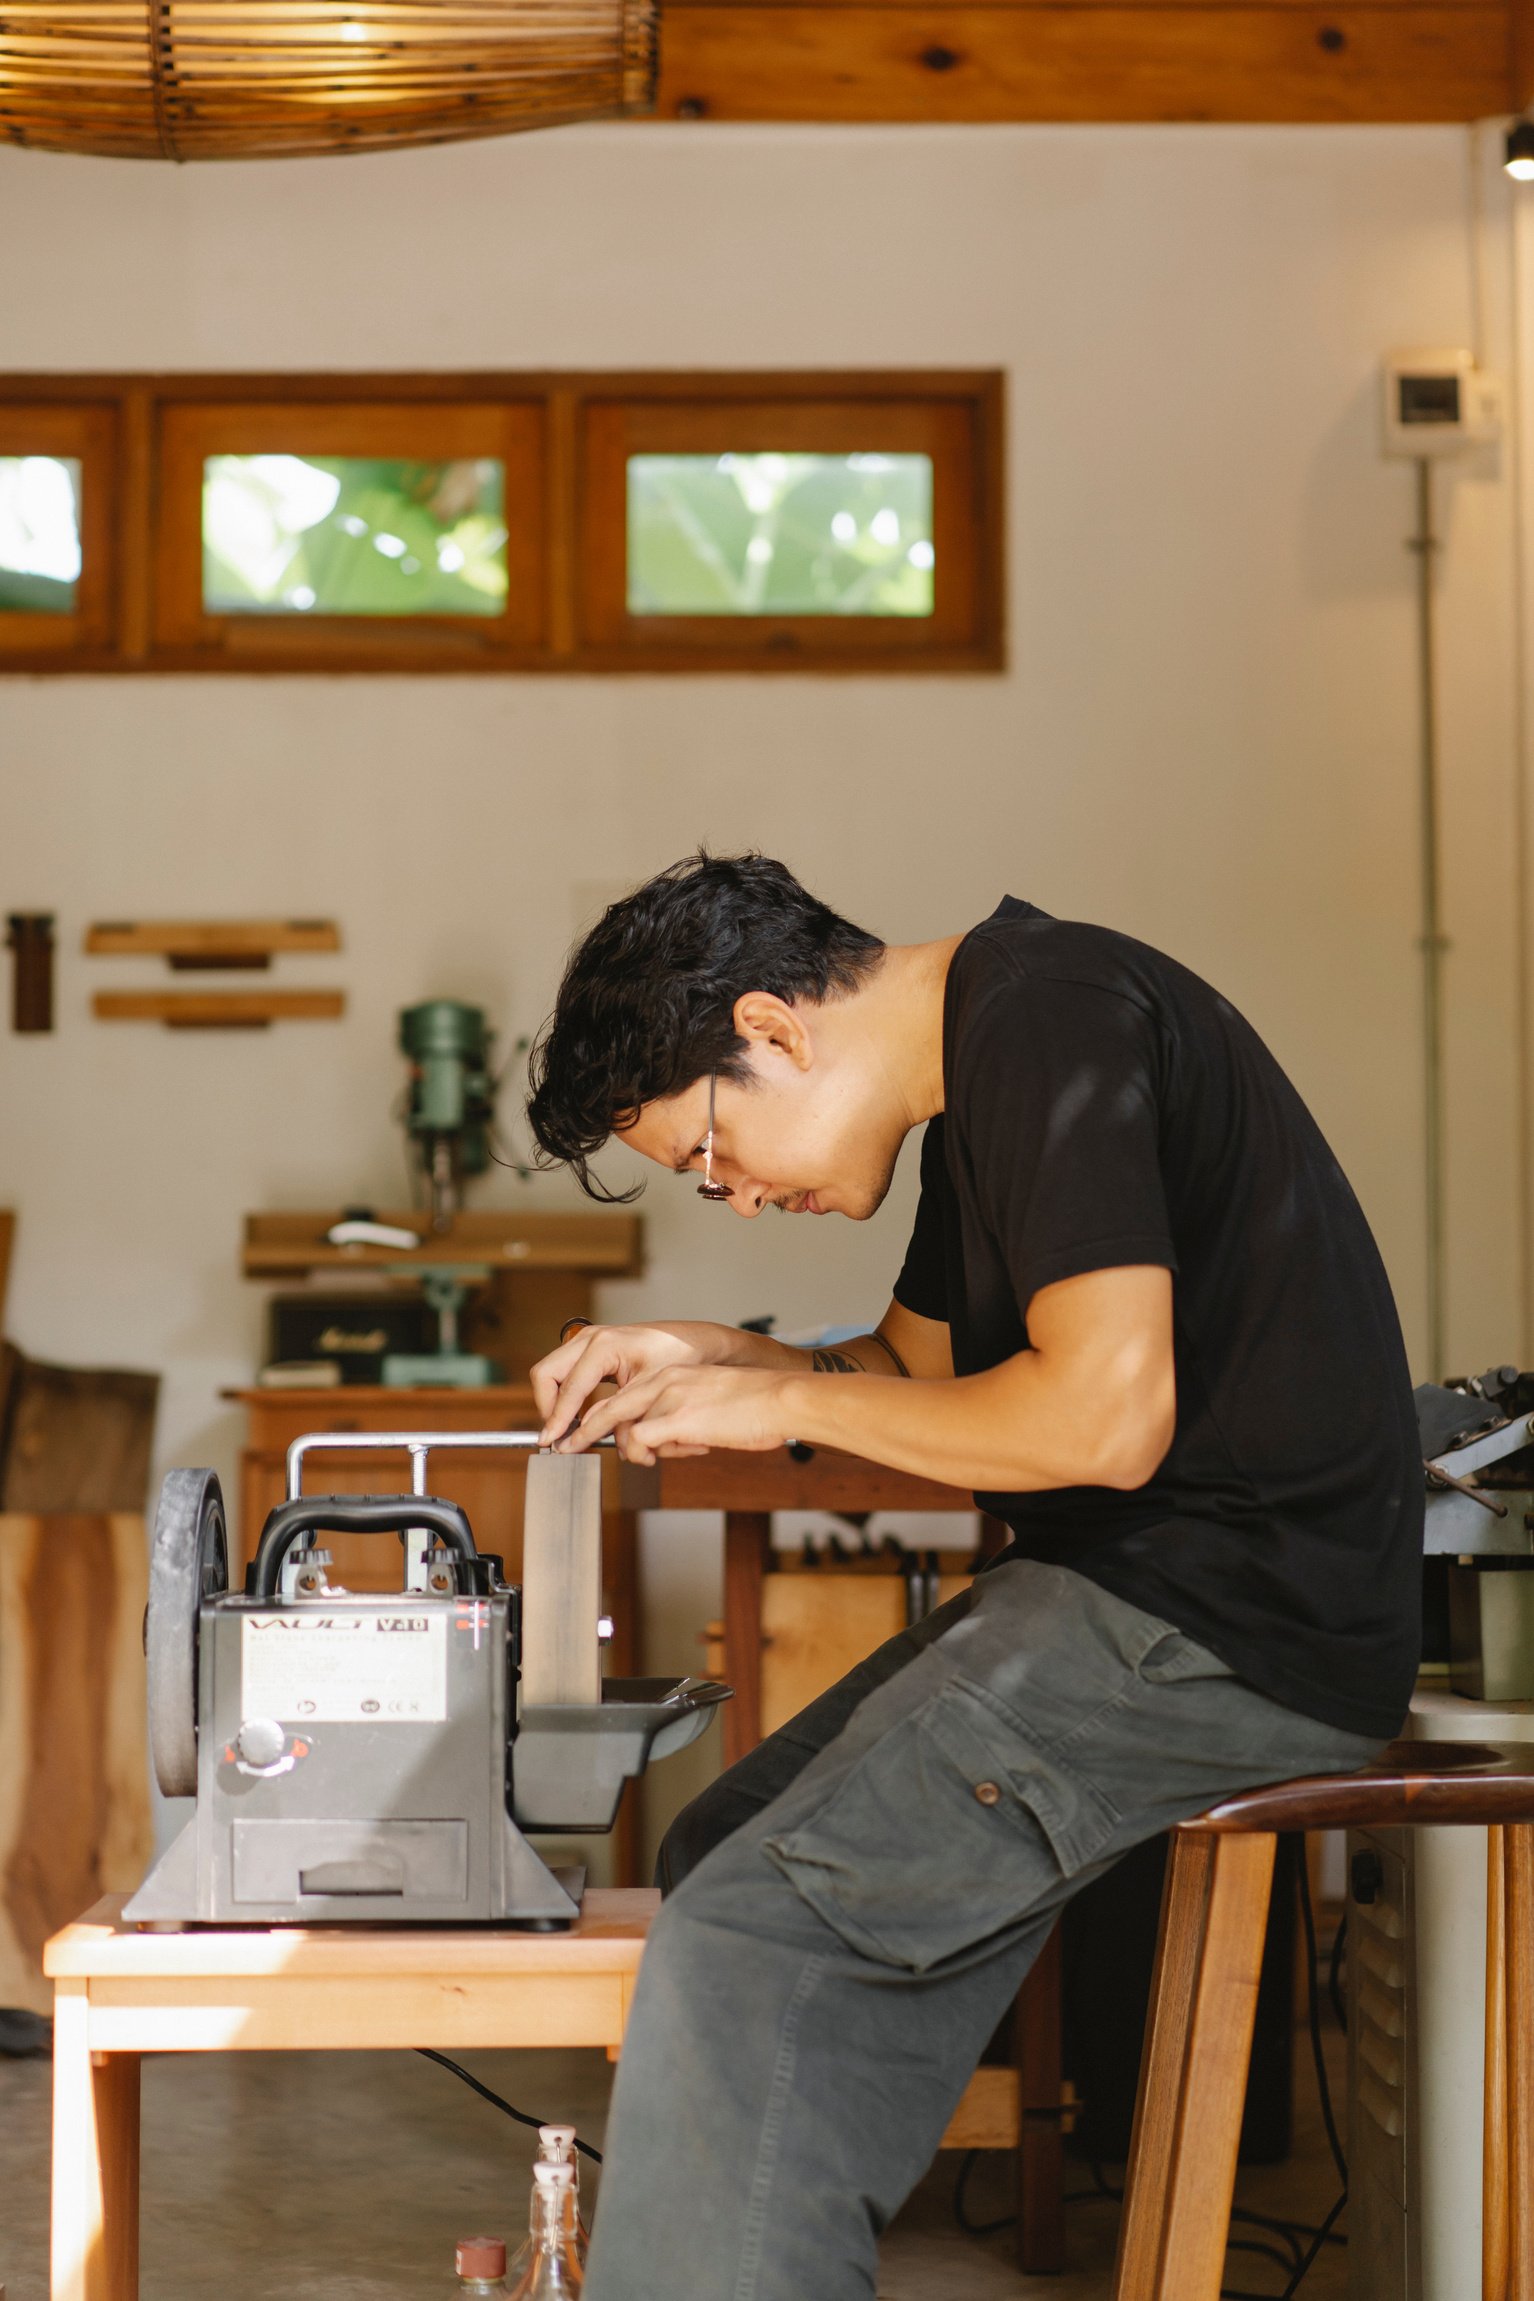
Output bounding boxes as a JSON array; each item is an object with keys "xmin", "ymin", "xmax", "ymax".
[{"xmin": 126, "ymin": 1433, "xmax": 728, "ymax": 1928}]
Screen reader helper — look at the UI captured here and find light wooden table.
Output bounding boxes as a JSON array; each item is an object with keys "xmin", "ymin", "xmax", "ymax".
[{"xmin": 43, "ymin": 1890, "xmax": 656, "ymax": 2301}]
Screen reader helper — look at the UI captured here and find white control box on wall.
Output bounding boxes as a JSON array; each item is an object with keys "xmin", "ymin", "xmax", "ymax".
[{"xmin": 1381, "ymin": 346, "xmax": 1503, "ymax": 457}]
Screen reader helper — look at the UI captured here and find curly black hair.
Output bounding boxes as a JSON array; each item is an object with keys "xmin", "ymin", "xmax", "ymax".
[{"xmin": 526, "ymin": 852, "xmax": 884, "ymax": 1201}]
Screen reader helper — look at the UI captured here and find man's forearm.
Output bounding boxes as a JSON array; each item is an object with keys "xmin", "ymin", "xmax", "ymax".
[
  {"xmin": 774, "ymin": 1360, "xmax": 1138, "ymax": 1493},
  {"xmin": 710, "ymin": 1327, "xmax": 907, "ymax": 1378}
]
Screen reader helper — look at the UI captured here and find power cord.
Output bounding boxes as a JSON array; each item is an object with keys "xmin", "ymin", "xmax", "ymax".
[
  {"xmin": 953, "ymin": 1847, "xmax": 1348, "ymax": 2299},
  {"xmin": 416, "ymin": 2048, "xmax": 604, "ymax": 2164}
]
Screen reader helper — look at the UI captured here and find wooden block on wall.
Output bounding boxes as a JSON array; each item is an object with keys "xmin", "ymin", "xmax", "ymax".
[{"xmin": 0, "ymin": 1514, "xmax": 153, "ymax": 2014}]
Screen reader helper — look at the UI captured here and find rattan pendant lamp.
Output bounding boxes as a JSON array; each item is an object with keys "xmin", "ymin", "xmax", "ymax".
[{"xmin": 0, "ymin": 2, "xmax": 657, "ymax": 160}]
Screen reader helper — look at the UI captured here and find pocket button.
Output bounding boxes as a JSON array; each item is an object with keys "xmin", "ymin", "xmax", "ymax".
[{"xmin": 973, "ymin": 1780, "xmax": 1002, "ymax": 1806}]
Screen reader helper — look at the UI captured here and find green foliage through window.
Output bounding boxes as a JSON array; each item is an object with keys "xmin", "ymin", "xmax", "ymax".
[
  {"xmin": 202, "ymin": 455, "xmax": 508, "ymax": 617},
  {"xmin": 627, "ymin": 453, "xmax": 934, "ymax": 617},
  {"xmin": 0, "ymin": 456, "xmax": 81, "ymax": 614}
]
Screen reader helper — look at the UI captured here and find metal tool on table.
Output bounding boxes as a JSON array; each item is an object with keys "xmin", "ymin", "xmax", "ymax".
[
  {"xmin": 1419, "ymin": 1365, "xmax": 1534, "ymax": 1700},
  {"xmin": 126, "ymin": 1430, "xmax": 730, "ymax": 1928},
  {"xmin": 399, "ymin": 999, "xmax": 498, "ymax": 1234}
]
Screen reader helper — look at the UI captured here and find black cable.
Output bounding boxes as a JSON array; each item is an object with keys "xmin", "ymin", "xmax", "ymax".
[
  {"xmin": 952, "ymin": 2147, "xmax": 1015, "ymax": 2236},
  {"xmin": 1275, "ymin": 2188, "xmax": 1347, "ymax": 2301},
  {"xmin": 416, "ymin": 2048, "xmax": 604, "ymax": 2164},
  {"xmin": 1297, "ymin": 1853, "xmax": 1348, "ymax": 2191}
]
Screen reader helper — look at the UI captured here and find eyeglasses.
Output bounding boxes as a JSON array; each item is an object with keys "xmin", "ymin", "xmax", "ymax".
[{"xmin": 697, "ymin": 1073, "xmax": 734, "ymax": 1200}]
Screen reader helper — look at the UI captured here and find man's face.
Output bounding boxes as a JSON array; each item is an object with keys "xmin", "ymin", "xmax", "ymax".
[{"xmin": 617, "ymin": 1054, "xmax": 901, "ymax": 1222}]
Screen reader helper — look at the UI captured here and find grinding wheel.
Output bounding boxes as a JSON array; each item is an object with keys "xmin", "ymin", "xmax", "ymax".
[{"xmin": 146, "ymin": 1467, "xmax": 228, "ymax": 1799}]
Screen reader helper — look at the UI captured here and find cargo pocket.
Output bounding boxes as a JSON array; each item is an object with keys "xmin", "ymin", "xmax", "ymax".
[
  {"xmin": 763, "ymin": 1677, "xmax": 1121, "ymax": 1973},
  {"xmin": 1134, "ymin": 1627, "xmax": 1237, "ymax": 1685}
]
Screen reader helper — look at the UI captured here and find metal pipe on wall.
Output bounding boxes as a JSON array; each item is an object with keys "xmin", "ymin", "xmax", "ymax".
[{"xmin": 1411, "ymin": 459, "xmax": 1449, "ymax": 1381}]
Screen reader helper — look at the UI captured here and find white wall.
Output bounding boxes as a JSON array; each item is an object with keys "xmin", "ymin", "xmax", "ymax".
[{"xmin": 1, "ymin": 125, "xmax": 1529, "ymax": 1830}]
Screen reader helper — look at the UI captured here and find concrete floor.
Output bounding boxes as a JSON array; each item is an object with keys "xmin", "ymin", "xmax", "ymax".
[{"xmin": 0, "ymin": 2037, "xmax": 1347, "ymax": 2299}]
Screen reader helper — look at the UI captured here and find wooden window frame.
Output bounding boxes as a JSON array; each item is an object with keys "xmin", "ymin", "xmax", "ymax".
[
  {"xmin": 0, "ymin": 372, "xmax": 1004, "ymax": 675},
  {"xmin": 0, "ymin": 401, "xmax": 121, "ymax": 662},
  {"xmin": 154, "ymin": 394, "xmax": 548, "ymax": 667}
]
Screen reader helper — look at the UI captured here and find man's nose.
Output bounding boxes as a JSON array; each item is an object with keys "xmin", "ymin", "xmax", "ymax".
[{"xmin": 727, "ymin": 1178, "xmax": 769, "ymax": 1218}]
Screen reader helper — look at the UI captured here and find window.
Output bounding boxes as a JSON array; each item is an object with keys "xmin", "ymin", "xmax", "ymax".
[
  {"xmin": 578, "ymin": 379, "xmax": 997, "ymax": 667},
  {"xmin": 626, "ymin": 452, "xmax": 934, "ymax": 618},
  {"xmin": 154, "ymin": 398, "xmax": 545, "ymax": 660},
  {"xmin": 0, "ymin": 374, "xmax": 1002, "ymax": 672},
  {"xmin": 201, "ymin": 454, "xmax": 510, "ymax": 619},
  {"xmin": 0, "ymin": 455, "xmax": 83, "ymax": 613},
  {"xmin": 0, "ymin": 402, "xmax": 118, "ymax": 661}
]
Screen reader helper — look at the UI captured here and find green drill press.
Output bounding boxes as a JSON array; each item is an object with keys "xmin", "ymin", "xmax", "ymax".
[
  {"xmin": 399, "ymin": 999, "xmax": 496, "ymax": 1235},
  {"xmin": 388, "ymin": 1001, "xmax": 505, "ymax": 1385}
]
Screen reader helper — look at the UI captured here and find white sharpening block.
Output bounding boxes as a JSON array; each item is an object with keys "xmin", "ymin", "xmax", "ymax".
[{"xmin": 519, "ymin": 1451, "xmax": 603, "ymax": 1706}]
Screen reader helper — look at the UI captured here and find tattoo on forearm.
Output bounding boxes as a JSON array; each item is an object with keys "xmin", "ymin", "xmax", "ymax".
[{"xmin": 808, "ymin": 1335, "xmax": 911, "ymax": 1377}]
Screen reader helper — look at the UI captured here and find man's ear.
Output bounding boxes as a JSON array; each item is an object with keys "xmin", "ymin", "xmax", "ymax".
[{"xmin": 732, "ymin": 991, "xmax": 814, "ymax": 1071}]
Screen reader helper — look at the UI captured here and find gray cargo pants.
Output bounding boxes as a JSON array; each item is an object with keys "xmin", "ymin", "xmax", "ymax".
[{"xmin": 583, "ymin": 1559, "xmax": 1382, "ymax": 2301}]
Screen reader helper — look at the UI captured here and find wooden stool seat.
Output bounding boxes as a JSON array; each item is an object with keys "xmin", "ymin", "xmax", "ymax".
[{"xmin": 1113, "ymin": 1740, "xmax": 1534, "ymax": 2301}]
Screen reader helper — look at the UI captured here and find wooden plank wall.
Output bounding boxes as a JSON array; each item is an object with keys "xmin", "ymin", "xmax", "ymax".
[
  {"xmin": 654, "ymin": 0, "xmax": 1515, "ymax": 123},
  {"xmin": 0, "ymin": 1515, "xmax": 152, "ymax": 2014}
]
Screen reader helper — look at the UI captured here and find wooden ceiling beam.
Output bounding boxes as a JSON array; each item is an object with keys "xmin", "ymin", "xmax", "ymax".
[{"xmin": 655, "ymin": 2, "xmax": 1512, "ymax": 124}]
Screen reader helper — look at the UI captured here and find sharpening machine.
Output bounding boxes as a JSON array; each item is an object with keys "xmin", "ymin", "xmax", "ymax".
[{"xmin": 126, "ymin": 1429, "xmax": 730, "ymax": 1928}]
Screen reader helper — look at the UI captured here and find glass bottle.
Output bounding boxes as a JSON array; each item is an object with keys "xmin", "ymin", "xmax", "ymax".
[
  {"xmin": 508, "ymin": 2163, "xmax": 583, "ymax": 2299},
  {"xmin": 455, "ymin": 2237, "xmax": 508, "ymax": 2295},
  {"xmin": 508, "ymin": 2126, "xmax": 588, "ymax": 2279}
]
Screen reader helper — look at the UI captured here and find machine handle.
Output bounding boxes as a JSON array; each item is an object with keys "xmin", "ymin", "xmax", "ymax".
[{"xmin": 251, "ymin": 1493, "xmax": 477, "ymax": 1599}]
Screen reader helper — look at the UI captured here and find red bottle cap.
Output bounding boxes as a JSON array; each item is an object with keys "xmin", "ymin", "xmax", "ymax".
[{"xmin": 456, "ymin": 2237, "xmax": 506, "ymax": 2280}]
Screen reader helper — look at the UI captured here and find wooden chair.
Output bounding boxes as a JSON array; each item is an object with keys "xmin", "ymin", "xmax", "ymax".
[{"xmin": 1113, "ymin": 1740, "xmax": 1534, "ymax": 2301}]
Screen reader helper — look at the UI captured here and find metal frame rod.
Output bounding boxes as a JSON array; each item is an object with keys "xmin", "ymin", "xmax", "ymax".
[{"xmin": 285, "ymin": 1427, "xmax": 612, "ymax": 1502}]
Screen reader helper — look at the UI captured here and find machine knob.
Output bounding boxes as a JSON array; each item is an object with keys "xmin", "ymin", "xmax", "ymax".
[{"xmin": 237, "ymin": 1717, "xmax": 287, "ymax": 1769}]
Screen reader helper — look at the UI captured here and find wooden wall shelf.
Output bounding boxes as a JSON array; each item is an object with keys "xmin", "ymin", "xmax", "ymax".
[
  {"xmin": 85, "ymin": 918, "xmax": 340, "ymax": 970},
  {"xmin": 93, "ymin": 991, "xmax": 345, "ymax": 1028},
  {"xmin": 242, "ymin": 1209, "xmax": 644, "ymax": 1279}
]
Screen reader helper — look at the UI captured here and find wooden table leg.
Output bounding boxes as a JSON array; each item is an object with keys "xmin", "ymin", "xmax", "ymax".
[
  {"xmin": 1505, "ymin": 1823, "xmax": 1534, "ymax": 2301},
  {"xmin": 1016, "ymin": 1922, "xmax": 1064, "ymax": 2274},
  {"xmin": 722, "ymin": 1511, "xmax": 770, "ymax": 1764},
  {"xmin": 1113, "ymin": 1828, "xmax": 1276, "ymax": 2301},
  {"xmin": 1488, "ymin": 1826, "xmax": 1510, "ymax": 2301},
  {"xmin": 52, "ymin": 1982, "xmax": 139, "ymax": 2301}
]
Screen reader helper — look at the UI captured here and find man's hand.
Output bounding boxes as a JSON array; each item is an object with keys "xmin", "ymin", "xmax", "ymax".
[
  {"xmin": 532, "ymin": 1321, "xmax": 735, "ymax": 1445},
  {"xmin": 552, "ymin": 1364, "xmax": 800, "ymax": 1466}
]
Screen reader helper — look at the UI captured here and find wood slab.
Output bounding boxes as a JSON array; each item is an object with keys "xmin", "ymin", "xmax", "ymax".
[
  {"xmin": 1, "ymin": 1357, "xmax": 159, "ymax": 1513},
  {"xmin": 0, "ymin": 1517, "xmax": 152, "ymax": 2015}
]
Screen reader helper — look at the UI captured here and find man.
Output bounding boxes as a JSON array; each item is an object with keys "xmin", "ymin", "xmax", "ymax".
[{"xmin": 525, "ymin": 851, "xmax": 1419, "ymax": 2301}]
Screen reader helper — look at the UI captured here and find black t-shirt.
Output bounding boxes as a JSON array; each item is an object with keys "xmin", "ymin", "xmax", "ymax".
[{"xmin": 894, "ymin": 899, "xmax": 1421, "ymax": 1740}]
